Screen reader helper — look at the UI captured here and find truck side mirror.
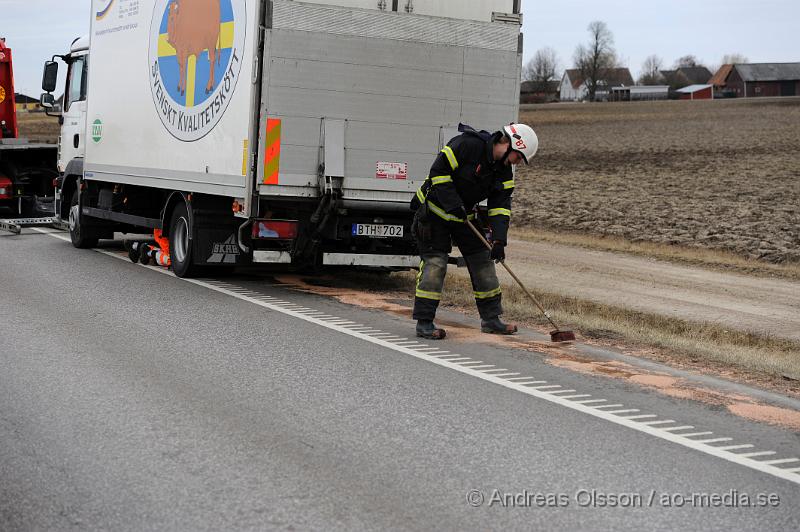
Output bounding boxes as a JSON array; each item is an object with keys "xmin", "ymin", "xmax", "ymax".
[
  {"xmin": 40, "ymin": 92, "xmax": 55, "ymax": 109},
  {"xmin": 42, "ymin": 61, "xmax": 59, "ymax": 93}
]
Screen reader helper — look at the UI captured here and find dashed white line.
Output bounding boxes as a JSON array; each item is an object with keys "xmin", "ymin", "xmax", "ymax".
[
  {"xmin": 695, "ymin": 438, "xmax": 734, "ymax": 444},
  {"xmin": 717, "ymin": 444, "xmax": 755, "ymax": 451},
  {"xmin": 760, "ymin": 458, "xmax": 800, "ymax": 465}
]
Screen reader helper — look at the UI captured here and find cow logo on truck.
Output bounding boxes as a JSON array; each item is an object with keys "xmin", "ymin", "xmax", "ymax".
[{"xmin": 148, "ymin": 0, "xmax": 246, "ymax": 142}]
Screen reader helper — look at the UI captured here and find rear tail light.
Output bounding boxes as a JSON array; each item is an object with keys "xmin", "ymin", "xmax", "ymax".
[
  {"xmin": 252, "ymin": 220, "xmax": 299, "ymax": 240},
  {"xmin": 0, "ymin": 175, "xmax": 11, "ymax": 199}
]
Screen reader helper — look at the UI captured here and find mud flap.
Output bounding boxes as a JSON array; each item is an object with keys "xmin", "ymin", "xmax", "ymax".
[{"xmin": 192, "ymin": 216, "xmax": 252, "ymax": 267}]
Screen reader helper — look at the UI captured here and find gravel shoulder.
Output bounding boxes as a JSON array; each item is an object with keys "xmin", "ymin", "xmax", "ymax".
[{"xmin": 483, "ymin": 238, "xmax": 800, "ymax": 342}]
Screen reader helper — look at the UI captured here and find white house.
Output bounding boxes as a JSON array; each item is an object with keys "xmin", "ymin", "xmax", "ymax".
[
  {"xmin": 560, "ymin": 70, "xmax": 586, "ymax": 101},
  {"xmin": 560, "ymin": 68, "xmax": 636, "ymax": 101}
]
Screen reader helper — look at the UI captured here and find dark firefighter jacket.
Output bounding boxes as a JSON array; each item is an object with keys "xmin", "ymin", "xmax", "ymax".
[{"xmin": 410, "ymin": 125, "xmax": 515, "ymax": 243}]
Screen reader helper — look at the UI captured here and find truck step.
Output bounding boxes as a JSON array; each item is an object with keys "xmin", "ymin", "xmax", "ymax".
[{"xmin": 0, "ymin": 217, "xmax": 64, "ymax": 234}]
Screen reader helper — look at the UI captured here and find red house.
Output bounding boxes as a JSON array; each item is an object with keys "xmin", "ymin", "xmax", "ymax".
[
  {"xmin": 726, "ymin": 63, "xmax": 800, "ymax": 98},
  {"xmin": 676, "ymin": 84, "xmax": 713, "ymax": 100}
]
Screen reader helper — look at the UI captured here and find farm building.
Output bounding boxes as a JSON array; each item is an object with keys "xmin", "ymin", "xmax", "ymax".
[
  {"xmin": 676, "ymin": 84, "xmax": 713, "ymax": 100},
  {"xmin": 660, "ymin": 66, "xmax": 713, "ymax": 89},
  {"xmin": 520, "ymin": 80, "xmax": 560, "ymax": 104},
  {"xmin": 560, "ymin": 68, "xmax": 634, "ymax": 101},
  {"xmin": 724, "ymin": 63, "xmax": 800, "ymax": 98},
  {"xmin": 14, "ymin": 93, "xmax": 43, "ymax": 112},
  {"xmin": 709, "ymin": 64, "xmax": 736, "ymax": 97},
  {"xmin": 609, "ymin": 85, "xmax": 670, "ymax": 101}
]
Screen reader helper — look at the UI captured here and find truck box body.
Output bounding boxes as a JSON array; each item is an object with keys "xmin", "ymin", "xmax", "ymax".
[
  {"xmin": 258, "ymin": 0, "xmax": 521, "ymax": 210},
  {"xmin": 85, "ymin": 0, "xmax": 261, "ymax": 199},
  {"xmin": 79, "ymin": 0, "xmax": 522, "ymax": 269}
]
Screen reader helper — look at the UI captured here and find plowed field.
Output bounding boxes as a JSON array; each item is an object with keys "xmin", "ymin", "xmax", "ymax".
[{"xmin": 516, "ymin": 98, "xmax": 800, "ymax": 263}]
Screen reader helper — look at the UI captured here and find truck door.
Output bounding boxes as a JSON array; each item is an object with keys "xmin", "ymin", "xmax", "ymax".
[{"xmin": 58, "ymin": 53, "xmax": 88, "ymax": 173}]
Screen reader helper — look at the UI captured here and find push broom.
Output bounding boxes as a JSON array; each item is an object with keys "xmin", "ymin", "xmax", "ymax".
[{"xmin": 465, "ymin": 219, "xmax": 576, "ymax": 343}]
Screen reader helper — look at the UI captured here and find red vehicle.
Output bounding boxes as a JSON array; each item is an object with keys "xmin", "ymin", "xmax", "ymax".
[{"xmin": 0, "ymin": 38, "xmax": 58, "ymax": 217}]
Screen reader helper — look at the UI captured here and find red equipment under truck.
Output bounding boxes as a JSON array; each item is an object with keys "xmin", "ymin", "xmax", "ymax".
[{"xmin": 0, "ymin": 37, "xmax": 58, "ymax": 220}]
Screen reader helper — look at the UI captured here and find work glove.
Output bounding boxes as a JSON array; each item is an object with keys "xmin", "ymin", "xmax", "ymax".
[
  {"xmin": 448, "ymin": 205, "xmax": 468, "ymax": 222},
  {"xmin": 490, "ymin": 240, "xmax": 506, "ymax": 263}
]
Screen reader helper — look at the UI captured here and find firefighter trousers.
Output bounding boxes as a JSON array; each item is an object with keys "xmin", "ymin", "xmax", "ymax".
[{"xmin": 412, "ymin": 210, "xmax": 502, "ymax": 321}]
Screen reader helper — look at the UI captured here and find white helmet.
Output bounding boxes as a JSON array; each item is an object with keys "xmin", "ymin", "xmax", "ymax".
[{"xmin": 502, "ymin": 123, "xmax": 539, "ymax": 164}]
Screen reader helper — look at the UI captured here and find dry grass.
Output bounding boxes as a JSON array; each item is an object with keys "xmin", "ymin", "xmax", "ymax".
[
  {"xmin": 334, "ymin": 270, "xmax": 800, "ymax": 381},
  {"xmin": 514, "ymin": 227, "xmax": 800, "ymax": 281}
]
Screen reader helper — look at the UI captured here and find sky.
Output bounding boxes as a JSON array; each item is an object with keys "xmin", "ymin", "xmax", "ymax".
[
  {"xmin": 2, "ymin": 0, "xmax": 799, "ymax": 96},
  {"xmin": 521, "ymin": 0, "xmax": 800, "ymax": 79}
]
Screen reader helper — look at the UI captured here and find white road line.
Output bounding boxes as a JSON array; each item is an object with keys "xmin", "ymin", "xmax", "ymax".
[
  {"xmin": 662, "ymin": 426, "xmax": 695, "ymax": 432},
  {"xmin": 482, "ymin": 369, "xmax": 513, "ymax": 374},
  {"xmin": 695, "ymin": 438, "xmax": 734, "ymax": 444},
  {"xmin": 623, "ymin": 415, "xmax": 659, "ymax": 420},
  {"xmin": 559, "ymin": 395, "xmax": 593, "ymax": 400},
  {"xmin": 606, "ymin": 409, "xmax": 640, "ymax": 415},
  {"xmin": 574, "ymin": 399, "xmax": 606, "ymax": 404},
  {"xmin": 738, "ymin": 451, "xmax": 777, "ymax": 458},
  {"xmin": 492, "ymin": 373, "xmax": 522, "ymax": 378},
  {"xmin": 641, "ymin": 420, "xmax": 676, "ymax": 426},
  {"xmin": 34, "ymin": 229, "xmax": 800, "ymax": 486},
  {"xmin": 547, "ymin": 389, "xmax": 578, "ymax": 395},
  {"xmin": 759, "ymin": 458, "xmax": 800, "ymax": 465},
  {"xmin": 716, "ymin": 445, "xmax": 755, "ymax": 451},
  {"xmin": 526, "ymin": 384, "xmax": 563, "ymax": 390},
  {"xmin": 680, "ymin": 432, "xmax": 714, "ymax": 438},
  {"xmin": 507, "ymin": 376, "xmax": 542, "ymax": 382}
]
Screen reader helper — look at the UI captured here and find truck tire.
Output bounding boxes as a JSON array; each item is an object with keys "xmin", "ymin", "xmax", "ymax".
[
  {"xmin": 169, "ymin": 200, "xmax": 200, "ymax": 278},
  {"xmin": 69, "ymin": 189, "xmax": 98, "ymax": 249}
]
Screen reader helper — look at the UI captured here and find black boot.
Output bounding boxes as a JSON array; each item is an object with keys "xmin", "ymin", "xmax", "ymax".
[
  {"xmin": 481, "ymin": 317, "xmax": 518, "ymax": 335},
  {"xmin": 416, "ymin": 319, "xmax": 446, "ymax": 340}
]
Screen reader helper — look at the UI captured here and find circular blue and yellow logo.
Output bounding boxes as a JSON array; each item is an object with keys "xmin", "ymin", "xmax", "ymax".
[{"xmin": 148, "ymin": 0, "xmax": 246, "ymax": 142}]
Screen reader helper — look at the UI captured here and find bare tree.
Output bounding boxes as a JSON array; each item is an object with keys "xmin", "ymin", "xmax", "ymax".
[
  {"xmin": 573, "ymin": 21, "xmax": 618, "ymax": 101},
  {"xmin": 721, "ymin": 53, "xmax": 748, "ymax": 65},
  {"xmin": 524, "ymin": 47, "xmax": 559, "ymax": 92},
  {"xmin": 674, "ymin": 55, "xmax": 704, "ymax": 68},
  {"xmin": 638, "ymin": 55, "xmax": 663, "ymax": 85}
]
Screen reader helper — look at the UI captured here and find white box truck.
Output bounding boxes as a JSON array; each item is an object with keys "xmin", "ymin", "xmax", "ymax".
[{"xmin": 40, "ymin": 0, "xmax": 523, "ymax": 277}]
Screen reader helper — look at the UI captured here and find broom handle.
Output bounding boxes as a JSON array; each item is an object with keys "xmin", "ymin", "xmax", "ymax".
[{"xmin": 465, "ymin": 219, "xmax": 562, "ymax": 331}]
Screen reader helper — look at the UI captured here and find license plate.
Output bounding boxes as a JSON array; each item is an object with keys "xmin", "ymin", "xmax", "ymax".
[{"xmin": 351, "ymin": 224, "xmax": 404, "ymax": 238}]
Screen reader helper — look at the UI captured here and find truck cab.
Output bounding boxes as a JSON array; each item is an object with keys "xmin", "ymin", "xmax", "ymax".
[{"xmin": 40, "ymin": 36, "xmax": 89, "ymax": 223}]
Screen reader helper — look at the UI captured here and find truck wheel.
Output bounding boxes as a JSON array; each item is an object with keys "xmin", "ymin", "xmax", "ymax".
[
  {"xmin": 169, "ymin": 201, "xmax": 200, "ymax": 278},
  {"xmin": 69, "ymin": 189, "xmax": 98, "ymax": 249}
]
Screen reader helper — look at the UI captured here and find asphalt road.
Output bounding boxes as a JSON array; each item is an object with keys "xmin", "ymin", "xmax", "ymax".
[{"xmin": 1, "ymin": 230, "xmax": 799, "ymax": 531}]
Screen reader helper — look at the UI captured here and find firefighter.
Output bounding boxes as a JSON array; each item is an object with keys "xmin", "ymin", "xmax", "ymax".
[{"xmin": 410, "ymin": 123, "xmax": 538, "ymax": 340}]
